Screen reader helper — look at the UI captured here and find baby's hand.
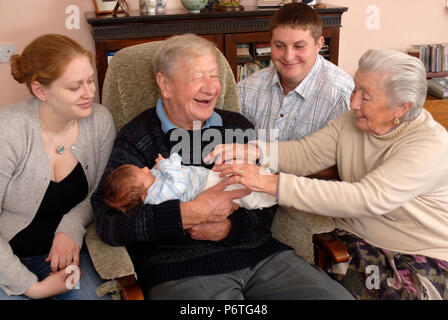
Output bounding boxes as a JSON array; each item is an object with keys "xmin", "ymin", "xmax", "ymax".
[{"xmin": 154, "ymin": 154, "xmax": 165, "ymax": 168}]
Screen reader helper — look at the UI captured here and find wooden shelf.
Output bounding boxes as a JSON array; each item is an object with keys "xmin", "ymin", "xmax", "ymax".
[
  {"xmin": 427, "ymin": 72, "xmax": 448, "ymax": 79},
  {"xmin": 86, "ymin": 5, "xmax": 349, "ymax": 99},
  {"xmin": 236, "ymin": 55, "xmax": 254, "ymax": 64},
  {"xmin": 423, "ymin": 99, "xmax": 448, "ymax": 130},
  {"xmin": 255, "ymin": 55, "xmax": 271, "ymax": 61}
]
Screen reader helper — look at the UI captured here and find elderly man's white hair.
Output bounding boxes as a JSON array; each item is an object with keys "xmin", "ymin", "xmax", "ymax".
[
  {"xmin": 358, "ymin": 49, "xmax": 427, "ymax": 121},
  {"xmin": 152, "ymin": 33, "xmax": 218, "ymax": 79}
]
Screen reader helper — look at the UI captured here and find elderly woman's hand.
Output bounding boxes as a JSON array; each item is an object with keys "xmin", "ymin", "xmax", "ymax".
[
  {"xmin": 204, "ymin": 143, "xmax": 260, "ymax": 164},
  {"xmin": 213, "ymin": 163, "xmax": 279, "ymax": 196}
]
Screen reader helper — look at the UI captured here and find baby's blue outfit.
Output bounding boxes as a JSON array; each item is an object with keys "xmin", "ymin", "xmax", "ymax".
[
  {"xmin": 144, "ymin": 153, "xmax": 277, "ymax": 209},
  {"xmin": 145, "ymin": 153, "xmax": 209, "ymax": 205}
]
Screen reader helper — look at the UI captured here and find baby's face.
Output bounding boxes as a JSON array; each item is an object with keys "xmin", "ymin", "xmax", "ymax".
[{"xmin": 131, "ymin": 166, "xmax": 155, "ymax": 190}]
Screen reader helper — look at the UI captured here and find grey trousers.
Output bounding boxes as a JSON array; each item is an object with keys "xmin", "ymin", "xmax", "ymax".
[{"xmin": 148, "ymin": 250, "xmax": 353, "ymax": 300}]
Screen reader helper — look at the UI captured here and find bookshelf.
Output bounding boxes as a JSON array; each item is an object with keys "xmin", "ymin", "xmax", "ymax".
[
  {"xmin": 408, "ymin": 43, "xmax": 448, "ymax": 100},
  {"xmin": 86, "ymin": 5, "xmax": 348, "ymax": 99},
  {"xmin": 408, "ymin": 43, "xmax": 448, "ymax": 78}
]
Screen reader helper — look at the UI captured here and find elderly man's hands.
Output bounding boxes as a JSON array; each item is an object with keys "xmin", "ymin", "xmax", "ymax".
[
  {"xmin": 180, "ymin": 176, "xmax": 250, "ymax": 230},
  {"xmin": 187, "ymin": 220, "xmax": 231, "ymax": 241}
]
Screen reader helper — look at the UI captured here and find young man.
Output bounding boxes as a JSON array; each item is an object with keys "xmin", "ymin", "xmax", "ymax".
[{"xmin": 238, "ymin": 2, "xmax": 354, "ymax": 141}]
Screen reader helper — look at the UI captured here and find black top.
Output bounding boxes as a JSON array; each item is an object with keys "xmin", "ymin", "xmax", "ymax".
[{"xmin": 10, "ymin": 162, "xmax": 88, "ymax": 257}]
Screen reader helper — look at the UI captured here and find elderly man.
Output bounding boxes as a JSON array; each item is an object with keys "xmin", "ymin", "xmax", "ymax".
[{"xmin": 91, "ymin": 34, "xmax": 352, "ymax": 300}]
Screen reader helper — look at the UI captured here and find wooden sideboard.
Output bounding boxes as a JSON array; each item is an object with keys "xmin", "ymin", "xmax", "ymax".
[
  {"xmin": 86, "ymin": 5, "xmax": 348, "ymax": 98},
  {"xmin": 424, "ymin": 98, "xmax": 448, "ymax": 130}
]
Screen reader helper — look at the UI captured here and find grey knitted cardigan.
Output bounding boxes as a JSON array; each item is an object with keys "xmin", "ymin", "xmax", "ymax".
[{"xmin": 0, "ymin": 97, "xmax": 116, "ymax": 296}]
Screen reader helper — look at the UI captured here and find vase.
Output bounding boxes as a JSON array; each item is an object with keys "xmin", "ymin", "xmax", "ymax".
[
  {"xmin": 139, "ymin": 0, "xmax": 148, "ymax": 12},
  {"xmin": 180, "ymin": 0, "xmax": 208, "ymax": 13},
  {"xmin": 148, "ymin": 0, "xmax": 157, "ymax": 12},
  {"xmin": 140, "ymin": 0, "xmax": 157, "ymax": 13},
  {"xmin": 156, "ymin": 0, "xmax": 167, "ymax": 11}
]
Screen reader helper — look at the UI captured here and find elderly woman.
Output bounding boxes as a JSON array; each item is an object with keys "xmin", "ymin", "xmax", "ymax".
[{"xmin": 208, "ymin": 49, "xmax": 448, "ymax": 300}]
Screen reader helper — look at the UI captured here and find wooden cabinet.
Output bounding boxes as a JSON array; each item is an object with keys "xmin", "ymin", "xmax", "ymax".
[
  {"xmin": 86, "ymin": 5, "xmax": 348, "ymax": 98},
  {"xmin": 423, "ymin": 99, "xmax": 448, "ymax": 130}
]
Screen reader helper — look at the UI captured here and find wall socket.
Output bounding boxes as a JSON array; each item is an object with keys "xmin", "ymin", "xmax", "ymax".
[{"xmin": 0, "ymin": 43, "xmax": 17, "ymax": 63}]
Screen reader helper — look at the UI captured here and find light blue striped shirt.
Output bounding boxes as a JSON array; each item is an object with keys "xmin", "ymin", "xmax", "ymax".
[
  {"xmin": 238, "ymin": 55, "xmax": 354, "ymax": 141},
  {"xmin": 144, "ymin": 153, "xmax": 209, "ymax": 205}
]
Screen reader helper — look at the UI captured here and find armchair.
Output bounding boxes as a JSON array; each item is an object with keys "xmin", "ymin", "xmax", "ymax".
[{"xmin": 85, "ymin": 39, "xmax": 240, "ymax": 300}]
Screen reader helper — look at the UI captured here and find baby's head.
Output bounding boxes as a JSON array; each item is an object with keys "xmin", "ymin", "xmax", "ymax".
[{"xmin": 103, "ymin": 164, "xmax": 155, "ymax": 213}]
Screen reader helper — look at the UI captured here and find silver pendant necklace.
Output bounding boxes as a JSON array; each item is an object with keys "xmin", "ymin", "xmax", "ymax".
[{"xmin": 40, "ymin": 119, "xmax": 75, "ymax": 155}]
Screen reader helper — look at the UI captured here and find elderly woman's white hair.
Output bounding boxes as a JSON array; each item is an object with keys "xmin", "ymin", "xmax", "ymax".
[
  {"xmin": 358, "ymin": 49, "xmax": 428, "ymax": 121},
  {"xmin": 152, "ymin": 33, "xmax": 217, "ymax": 79}
]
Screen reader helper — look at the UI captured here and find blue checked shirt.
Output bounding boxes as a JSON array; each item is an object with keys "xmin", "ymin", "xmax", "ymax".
[{"xmin": 238, "ymin": 55, "xmax": 354, "ymax": 141}]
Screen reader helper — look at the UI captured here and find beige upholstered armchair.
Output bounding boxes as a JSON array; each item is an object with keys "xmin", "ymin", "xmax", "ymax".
[{"xmin": 85, "ymin": 39, "xmax": 335, "ymax": 300}]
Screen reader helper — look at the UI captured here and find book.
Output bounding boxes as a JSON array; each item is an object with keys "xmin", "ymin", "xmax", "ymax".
[
  {"xmin": 255, "ymin": 42, "xmax": 271, "ymax": 56},
  {"xmin": 236, "ymin": 62, "xmax": 264, "ymax": 82},
  {"xmin": 428, "ymin": 77, "xmax": 448, "ymax": 99},
  {"xmin": 107, "ymin": 51, "xmax": 117, "ymax": 64},
  {"xmin": 409, "ymin": 43, "xmax": 448, "ymax": 73},
  {"xmin": 256, "ymin": 46, "xmax": 271, "ymax": 55},
  {"xmin": 236, "ymin": 44, "xmax": 250, "ymax": 56}
]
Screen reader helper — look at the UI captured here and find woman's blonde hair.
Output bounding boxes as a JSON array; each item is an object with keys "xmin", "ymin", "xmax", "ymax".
[{"xmin": 10, "ymin": 34, "xmax": 93, "ymax": 95}]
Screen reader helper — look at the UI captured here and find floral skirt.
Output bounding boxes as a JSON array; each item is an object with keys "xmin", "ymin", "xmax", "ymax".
[{"xmin": 327, "ymin": 229, "xmax": 448, "ymax": 300}]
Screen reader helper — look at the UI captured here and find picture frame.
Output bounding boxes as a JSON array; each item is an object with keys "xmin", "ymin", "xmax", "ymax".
[
  {"xmin": 93, "ymin": 0, "xmax": 122, "ymax": 15},
  {"xmin": 112, "ymin": 0, "xmax": 130, "ymax": 16}
]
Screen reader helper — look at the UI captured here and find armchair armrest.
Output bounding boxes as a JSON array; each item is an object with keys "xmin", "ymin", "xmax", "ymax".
[
  {"xmin": 85, "ymin": 223, "xmax": 144, "ymax": 300},
  {"xmin": 306, "ymin": 165, "xmax": 340, "ymax": 180},
  {"xmin": 312, "ymin": 233, "xmax": 350, "ymax": 270}
]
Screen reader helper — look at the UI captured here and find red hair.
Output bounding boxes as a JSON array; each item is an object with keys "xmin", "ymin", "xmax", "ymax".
[{"xmin": 10, "ymin": 34, "xmax": 93, "ymax": 95}]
